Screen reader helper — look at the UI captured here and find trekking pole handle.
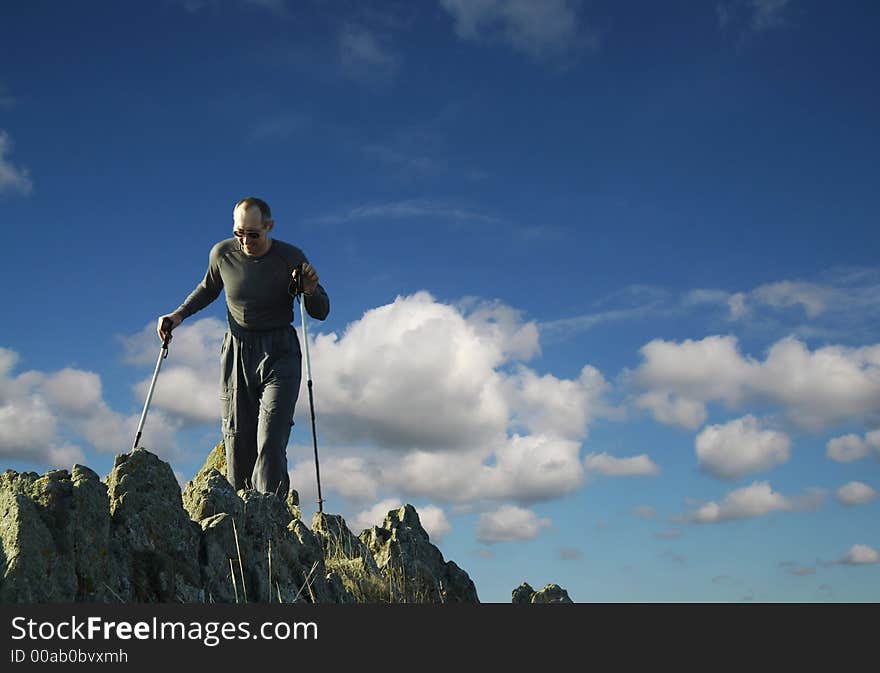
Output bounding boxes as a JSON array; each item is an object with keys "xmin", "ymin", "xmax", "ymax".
[{"xmin": 160, "ymin": 318, "xmax": 173, "ymax": 353}]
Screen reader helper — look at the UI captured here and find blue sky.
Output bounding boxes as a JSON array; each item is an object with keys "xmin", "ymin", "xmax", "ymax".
[{"xmin": 2, "ymin": 0, "xmax": 879, "ymax": 602}]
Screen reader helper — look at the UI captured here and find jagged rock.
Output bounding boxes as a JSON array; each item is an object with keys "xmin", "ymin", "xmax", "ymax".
[
  {"xmin": 312, "ymin": 512, "xmax": 383, "ymax": 602},
  {"xmin": 199, "ymin": 490, "xmax": 344, "ymax": 604},
  {"xmin": 512, "ymin": 582, "xmax": 535, "ymax": 604},
  {"xmin": 533, "ymin": 583, "xmax": 573, "ymax": 603},
  {"xmin": 0, "ymin": 466, "xmax": 112, "ymax": 603},
  {"xmin": 183, "ymin": 467, "xmax": 243, "ymax": 522},
  {"xmin": 184, "ymin": 441, "xmax": 301, "ymax": 521},
  {"xmin": 360, "ymin": 504, "xmax": 479, "ymax": 603},
  {"xmin": 1, "ymin": 448, "xmax": 479, "ymax": 605},
  {"xmin": 105, "ymin": 448, "xmax": 203, "ymax": 602},
  {"xmin": 511, "ymin": 582, "xmax": 574, "ymax": 603}
]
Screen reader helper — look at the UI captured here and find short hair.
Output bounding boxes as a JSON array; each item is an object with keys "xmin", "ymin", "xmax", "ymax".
[{"xmin": 233, "ymin": 196, "xmax": 272, "ymax": 223}]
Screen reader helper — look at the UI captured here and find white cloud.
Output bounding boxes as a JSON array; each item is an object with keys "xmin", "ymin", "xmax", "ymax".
[
  {"xmin": 122, "ymin": 317, "xmax": 226, "ymax": 425},
  {"xmin": 312, "ymin": 200, "xmax": 502, "ymax": 227},
  {"xmin": 839, "ymin": 545, "xmax": 879, "ymax": 565},
  {"xmin": 120, "ymin": 292, "xmax": 611, "ymax": 510},
  {"xmin": 695, "ymin": 415, "xmax": 791, "ymax": 480},
  {"xmin": 728, "ymin": 292, "xmax": 748, "ymax": 320},
  {"xmin": 636, "ymin": 390, "xmax": 707, "ymax": 430},
  {"xmin": 0, "ymin": 345, "xmax": 183, "ymax": 468},
  {"xmin": 0, "ymin": 130, "xmax": 33, "ymax": 197},
  {"xmin": 440, "ymin": 0, "xmax": 589, "ymax": 59},
  {"xmin": 41, "ymin": 369, "xmax": 104, "ymax": 416},
  {"xmin": 306, "ymin": 292, "xmax": 510, "ymax": 450},
  {"xmin": 477, "ymin": 504, "xmax": 551, "ymax": 543},
  {"xmin": 342, "ymin": 497, "xmax": 453, "ymax": 542},
  {"xmin": 414, "ymin": 505, "xmax": 452, "ymax": 544},
  {"xmin": 465, "ymin": 301, "xmax": 541, "ymax": 363},
  {"xmin": 751, "ymin": 281, "xmax": 832, "ymax": 319},
  {"xmin": 836, "ymin": 482, "xmax": 877, "ymax": 507},
  {"xmin": 317, "ymin": 455, "xmax": 382, "ymax": 504},
  {"xmin": 826, "ymin": 430, "xmax": 880, "ymax": 463},
  {"xmin": 383, "ymin": 433, "xmax": 586, "ymax": 504},
  {"xmin": 584, "ymin": 452, "xmax": 660, "ymax": 477},
  {"xmin": 684, "ymin": 482, "xmax": 825, "ymax": 524},
  {"xmin": 504, "ymin": 365, "xmax": 607, "ymax": 438},
  {"xmin": 350, "ymin": 498, "xmax": 405, "ymax": 534},
  {"xmin": 633, "ymin": 335, "xmax": 880, "ymax": 431}
]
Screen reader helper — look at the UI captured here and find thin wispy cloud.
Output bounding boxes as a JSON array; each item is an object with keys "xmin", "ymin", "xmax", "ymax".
[
  {"xmin": 338, "ymin": 23, "xmax": 400, "ymax": 85},
  {"xmin": 309, "ymin": 200, "xmax": 503, "ymax": 227},
  {"xmin": 440, "ymin": 0, "xmax": 596, "ymax": 61},
  {"xmin": 0, "ymin": 131, "xmax": 34, "ymax": 197},
  {"xmin": 717, "ymin": 0, "xmax": 795, "ymax": 34},
  {"xmin": 245, "ymin": 113, "xmax": 309, "ymax": 144},
  {"xmin": 0, "ymin": 83, "xmax": 16, "ymax": 109}
]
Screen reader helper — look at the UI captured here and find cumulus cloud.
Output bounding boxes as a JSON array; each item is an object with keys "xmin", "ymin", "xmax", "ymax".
[
  {"xmin": 313, "ymin": 496, "xmax": 451, "ymax": 544},
  {"xmin": 695, "ymin": 415, "xmax": 791, "ymax": 480},
  {"xmin": 635, "ymin": 390, "xmax": 707, "ymax": 430},
  {"xmin": 839, "ymin": 545, "xmax": 879, "ymax": 565},
  {"xmin": 0, "ymin": 346, "xmax": 179, "ymax": 468},
  {"xmin": 121, "ymin": 317, "xmax": 226, "ymax": 425},
  {"xmin": 826, "ymin": 430, "xmax": 880, "ymax": 463},
  {"xmin": 439, "ymin": 0, "xmax": 592, "ymax": 59},
  {"xmin": 836, "ymin": 482, "xmax": 877, "ymax": 507},
  {"xmin": 120, "ymin": 292, "xmax": 613, "ymax": 513},
  {"xmin": 633, "ymin": 335, "xmax": 880, "ymax": 431},
  {"xmin": 0, "ymin": 130, "xmax": 33, "ymax": 197},
  {"xmin": 584, "ymin": 452, "xmax": 660, "ymax": 477},
  {"xmin": 682, "ymin": 482, "xmax": 825, "ymax": 524},
  {"xmin": 477, "ymin": 504, "xmax": 551, "ymax": 543}
]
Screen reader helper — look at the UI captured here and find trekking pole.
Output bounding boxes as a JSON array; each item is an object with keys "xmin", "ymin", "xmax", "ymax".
[
  {"xmin": 295, "ymin": 265, "xmax": 325, "ymax": 513},
  {"xmin": 132, "ymin": 318, "xmax": 172, "ymax": 450}
]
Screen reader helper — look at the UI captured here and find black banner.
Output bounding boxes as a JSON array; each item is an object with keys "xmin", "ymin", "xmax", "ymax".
[{"xmin": 0, "ymin": 602, "xmax": 873, "ymax": 668}]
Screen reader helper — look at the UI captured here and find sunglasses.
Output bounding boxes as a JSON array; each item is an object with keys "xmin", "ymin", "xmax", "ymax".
[{"xmin": 233, "ymin": 229, "xmax": 262, "ymax": 240}]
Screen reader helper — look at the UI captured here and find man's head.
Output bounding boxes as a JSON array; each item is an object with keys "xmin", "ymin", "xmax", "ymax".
[{"xmin": 233, "ymin": 196, "xmax": 275, "ymax": 256}]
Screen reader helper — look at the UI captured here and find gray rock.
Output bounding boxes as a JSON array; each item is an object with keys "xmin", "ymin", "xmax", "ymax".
[
  {"xmin": 511, "ymin": 582, "xmax": 574, "ymax": 603},
  {"xmin": 312, "ymin": 512, "xmax": 383, "ymax": 602},
  {"xmin": 0, "ymin": 447, "xmax": 480, "ymax": 605},
  {"xmin": 532, "ymin": 583, "xmax": 574, "ymax": 603},
  {"xmin": 512, "ymin": 582, "xmax": 535, "ymax": 604},
  {"xmin": 360, "ymin": 504, "xmax": 479, "ymax": 603},
  {"xmin": 105, "ymin": 448, "xmax": 203, "ymax": 602},
  {"xmin": 0, "ymin": 466, "xmax": 112, "ymax": 603}
]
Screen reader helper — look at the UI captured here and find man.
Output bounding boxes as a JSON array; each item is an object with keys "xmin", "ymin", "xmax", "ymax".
[{"xmin": 157, "ymin": 196, "xmax": 329, "ymax": 498}]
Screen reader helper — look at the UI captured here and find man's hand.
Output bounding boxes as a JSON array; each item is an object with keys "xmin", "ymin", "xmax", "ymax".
[
  {"xmin": 292, "ymin": 263, "xmax": 320, "ymax": 296},
  {"xmin": 157, "ymin": 313, "xmax": 183, "ymax": 342}
]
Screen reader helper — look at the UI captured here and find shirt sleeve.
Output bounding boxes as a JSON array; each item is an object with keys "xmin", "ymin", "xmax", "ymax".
[
  {"xmin": 175, "ymin": 243, "xmax": 224, "ymax": 319},
  {"xmin": 304, "ymin": 283, "xmax": 330, "ymax": 321}
]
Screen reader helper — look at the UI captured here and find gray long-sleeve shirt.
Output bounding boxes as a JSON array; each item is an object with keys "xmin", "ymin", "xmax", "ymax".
[{"xmin": 175, "ymin": 238, "xmax": 330, "ymax": 330}]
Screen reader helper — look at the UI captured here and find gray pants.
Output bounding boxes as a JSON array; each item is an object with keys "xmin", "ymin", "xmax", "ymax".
[{"xmin": 220, "ymin": 322, "xmax": 301, "ymax": 497}]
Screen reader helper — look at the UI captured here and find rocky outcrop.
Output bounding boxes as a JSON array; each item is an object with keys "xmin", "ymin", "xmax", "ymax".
[
  {"xmin": 0, "ymin": 466, "xmax": 111, "ymax": 602},
  {"xmin": 360, "ymin": 504, "xmax": 479, "ymax": 603},
  {"xmin": 0, "ymin": 446, "xmax": 477, "ymax": 604},
  {"xmin": 512, "ymin": 582, "xmax": 574, "ymax": 603},
  {"xmin": 312, "ymin": 512, "xmax": 383, "ymax": 602},
  {"xmin": 105, "ymin": 449, "xmax": 203, "ymax": 602}
]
